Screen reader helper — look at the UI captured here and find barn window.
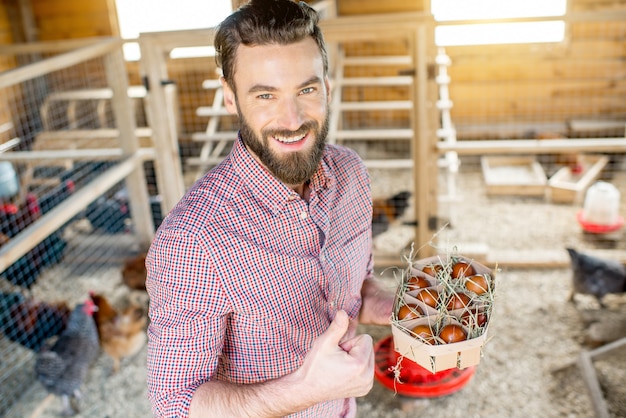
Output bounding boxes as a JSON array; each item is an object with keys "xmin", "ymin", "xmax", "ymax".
[
  {"xmin": 114, "ymin": 0, "xmax": 232, "ymax": 60},
  {"xmin": 432, "ymin": 0, "xmax": 567, "ymax": 46}
]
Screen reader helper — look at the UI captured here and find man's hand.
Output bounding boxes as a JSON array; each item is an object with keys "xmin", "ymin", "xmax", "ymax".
[
  {"xmin": 359, "ymin": 278, "xmax": 395, "ymax": 325},
  {"xmin": 294, "ymin": 310, "xmax": 374, "ymax": 402}
]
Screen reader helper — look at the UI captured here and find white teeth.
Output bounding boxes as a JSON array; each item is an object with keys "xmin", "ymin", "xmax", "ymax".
[{"xmin": 275, "ymin": 134, "xmax": 305, "ymax": 143}]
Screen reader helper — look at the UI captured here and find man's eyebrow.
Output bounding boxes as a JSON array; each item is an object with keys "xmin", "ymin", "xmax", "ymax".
[
  {"xmin": 247, "ymin": 76, "xmax": 323, "ymax": 94},
  {"xmin": 298, "ymin": 76, "xmax": 323, "ymax": 89},
  {"xmin": 248, "ymin": 84, "xmax": 277, "ymax": 94}
]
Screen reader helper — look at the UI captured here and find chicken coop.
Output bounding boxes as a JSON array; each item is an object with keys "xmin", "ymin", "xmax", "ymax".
[{"xmin": 1, "ymin": 0, "xmax": 626, "ymax": 416}]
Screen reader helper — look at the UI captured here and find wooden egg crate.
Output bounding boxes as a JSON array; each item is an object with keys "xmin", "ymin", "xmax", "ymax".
[
  {"xmin": 481, "ymin": 156, "xmax": 547, "ymax": 196},
  {"xmin": 547, "ymin": 154, "xmax": 609, "ymax": 204}
]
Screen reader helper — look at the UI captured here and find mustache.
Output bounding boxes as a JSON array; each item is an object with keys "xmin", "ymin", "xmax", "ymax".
[{"xmin": 262, "ymin": 120, "xmax": 319, "ymax": 139}]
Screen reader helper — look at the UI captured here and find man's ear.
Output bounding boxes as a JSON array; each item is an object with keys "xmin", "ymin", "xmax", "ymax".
[{"xmin": 221, "ymin": 77, "xmax": 238, "ymax": 115}]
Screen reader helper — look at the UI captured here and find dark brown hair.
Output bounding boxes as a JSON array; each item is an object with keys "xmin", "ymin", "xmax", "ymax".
[{"xmin": 214, "ymin": 0, "xmax": 328, "ymax": 88}]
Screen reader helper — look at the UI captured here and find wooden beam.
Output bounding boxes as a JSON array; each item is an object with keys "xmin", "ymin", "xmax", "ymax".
[
  {"xmin": 578, "ymin": 351, "xmax": 610, "ymax": 418},
  {"xmin": 336, "ymin": 76, "xmax": 413, "ymax": 86},
  {"xmin": 0, "ymin": 151, "xmax": 152, "ymax": 271},
  {"xmin": 0, "ymin": 37, "xmax": 121, "ymax": 89},
  {"xmin": 334, "ymin": 129, "xmax": 413, "ymax": 140},
  {"xmin": 0, "ymin": 36, "xmax": 112, "ymax": 54},
  {"xmin": 0, "ymin": 147, "xmax": 155, "ymax": 162},
  {"xmin": 437, "ymin": 138, "xmax": 626, "ymax": 155},
  {"xmin": 44, "ymin": 86, "xmax": 147, "ymax": 101},
  {"xmin": 35, "ymin": 127, "xmax": 153, "ymax": 141},
  {"xmin": 338, "ymin": 100, "xmax": 412, "ymax": 111}
]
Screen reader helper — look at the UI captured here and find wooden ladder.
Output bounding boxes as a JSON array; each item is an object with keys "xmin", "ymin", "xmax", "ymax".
[
  {"xmin": 187, "ymin": 75, "xmax": 238, "ymax": 181},
  {"xmin": 327, "ymin": 45, "xmax": 415, "ymax": 169}
]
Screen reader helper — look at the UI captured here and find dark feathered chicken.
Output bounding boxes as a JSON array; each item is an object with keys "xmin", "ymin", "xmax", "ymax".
[
  {"xmin": 566, "ymin": 247, "xmax": 626, "ymax": 308},
  {"xmin": 1, "ymin": 229, "xmax": 67, "ymax": 291},
  {"xmin": 0, "ymin": 293, "xmax": 71, "ymax": 352},
  {"xmin": 372, "ymin": 190, "xmax": 412, "ymax": 237},
  {"xmin": 0, "ymin": 291, "xmax": 24, "ymax": 329},
  {"xmin": 38, "ymin": 179, "xmax": 75, "ymax": 215},
  {"xmin": 35, "ymin": 299, "xmax": 100, "ymax": 416},
  {"xmin": 0, "ymin": 191, "xmax": 68, "ymax": 291},
  {"xmin": 86, "ymin": 195, "xmax": 130, "ymax": 234},
  {"xmin": 0, "ymin": 193, "xmax": 40, "ymax": 238}
]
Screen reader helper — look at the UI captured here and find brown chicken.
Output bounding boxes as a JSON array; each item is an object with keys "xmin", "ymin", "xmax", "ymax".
[
  {"xmin": 121, "ymin": 253, "xmax": 147, "ymax": 291},
  {"xmin": 89, "ymin": 292, "xmax": 147, "ymax": 373}
]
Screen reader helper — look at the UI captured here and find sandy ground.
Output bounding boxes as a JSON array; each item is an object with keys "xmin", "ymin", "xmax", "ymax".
[{"xmin": 3, "ymin": 164, "xmax": 626, "ymax": 418}]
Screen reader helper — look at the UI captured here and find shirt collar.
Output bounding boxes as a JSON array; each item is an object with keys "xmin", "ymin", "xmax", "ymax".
[{"xmin": 231, "ymin": 135, "xmax": 334, "ymax": 215}]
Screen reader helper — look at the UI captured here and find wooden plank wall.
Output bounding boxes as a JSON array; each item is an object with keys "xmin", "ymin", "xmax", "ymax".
[
  {"xmin": 0, "ymin": 4, "xmax": 15, "ymax": 140},
  {"xmin": 441, "ymin": 0, "xmax": 626, "ymax": 139},
  {"xmin": 0, "ymin": 4, "xmax": 12, "ymax": 44},
  {"xmin": 0, "ymin": 0, "xmax": 623, "ymax": 141},
  {"xmin": 337, "ymin": 0, "xmax": 625, "ymax": 139},
  {"xmin": 29, "ymin": 0, "xmax": 115, "ymax": 40},
  {"xmin": 337, "ymin": 0, "xmax": 427, "ymax": 15}
]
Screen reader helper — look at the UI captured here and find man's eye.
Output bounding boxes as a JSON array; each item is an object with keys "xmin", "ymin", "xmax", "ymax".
[
  {"xmin": 258, "ymin": 93, "xmax": 272, "ymax": 99},
  {"xmin": 301, "ymin": 87, "xmax": 315, "ymax": 95}
]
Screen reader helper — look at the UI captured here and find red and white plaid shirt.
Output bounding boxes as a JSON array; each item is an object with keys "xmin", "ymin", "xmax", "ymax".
[{"xmin": 146, "ymin": 137, "xmax": 373, "ymax": 417}]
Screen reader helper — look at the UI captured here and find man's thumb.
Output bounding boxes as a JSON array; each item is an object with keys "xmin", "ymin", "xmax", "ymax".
[{"xmin": 322, "ymin": 310, "xmax": 350, "ymax": 345}]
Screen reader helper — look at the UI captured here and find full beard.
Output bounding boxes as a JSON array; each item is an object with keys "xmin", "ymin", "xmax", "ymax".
[{"xmin": 239, "ymin": 112, "xmax": 329, "ymax": 185}]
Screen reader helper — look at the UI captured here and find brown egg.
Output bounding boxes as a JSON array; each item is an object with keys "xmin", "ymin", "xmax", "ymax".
[
  {"xmin": 439, "ymin": 324, "xmax": 467, "ymax": 344},
  {"xmin": 461, "ymin": 308, "xmax": 488, "ymax": 328},
  {"xmin": 446, "ymin": 293, "xmax": 471, "ymax": 311},
  {"xmin": 451, "ymin": 261, "xmax": 475, "ymax": 279},
  {"xmin": 416, "ymin": 288, "xmax": 439, "ymax": 308},
  {"xmin": 422, "ymin": 264, "xmax": 443, "ymax": 277},
  {"xmin": 407, "ymin": 275, "xmax": 431, "ymax": 291},
  {"xmin": 397, "ymin": 303, "xmax": 424, "ymax": 320},
  {"xmin": 411, "ymin": 324, "xmax": 435, "ymax": 344},
  {"xmin": 465, "ymin": 274, "xmax": 490, "ymax": 295}
]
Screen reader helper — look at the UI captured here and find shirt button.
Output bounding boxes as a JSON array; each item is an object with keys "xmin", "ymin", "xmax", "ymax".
[
  {"xmin": 300, "ymin": 211, "xmax": 308, "ymax": 220},
  {"xmin": 287, "ymin": 194, "xmax": 297, "ymax": 201}
]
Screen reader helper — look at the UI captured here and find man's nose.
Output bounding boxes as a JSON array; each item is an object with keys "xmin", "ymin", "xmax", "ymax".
[{"xmin": 276, "ymin": 97, "xmax": 305, "ymax": 131}]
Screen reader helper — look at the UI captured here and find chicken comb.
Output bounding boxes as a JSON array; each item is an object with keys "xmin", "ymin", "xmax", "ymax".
[{"xmin": 83, "ymin": 297, "xmax": 99, "ymax": 314}]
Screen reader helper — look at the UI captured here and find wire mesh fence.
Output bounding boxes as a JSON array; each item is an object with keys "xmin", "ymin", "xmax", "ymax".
[
  {"xmin": 432, "ymin": 10, "xmax": 626, "ymax": 261},
  {"xmin": 0, "ymin": 38, "xmax": 158, "ymax": 416}
]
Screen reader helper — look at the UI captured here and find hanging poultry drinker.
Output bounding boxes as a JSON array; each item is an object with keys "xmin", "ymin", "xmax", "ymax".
[{"xmin": 577, "ymin": 181, "xmax": 624, "ymax": 233}]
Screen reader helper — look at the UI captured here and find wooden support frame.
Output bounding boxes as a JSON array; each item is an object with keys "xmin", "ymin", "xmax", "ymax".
[
  {"xmin": 319, "ymin": 13, "xmax": 439, "ymax": 259},
  {"xmin": 137, "ymin": 35, "xmax": 187, "ymax": 214},
  {"xmin": 578, "ymin": 337, "xmax": 626, "ymax": 418}
]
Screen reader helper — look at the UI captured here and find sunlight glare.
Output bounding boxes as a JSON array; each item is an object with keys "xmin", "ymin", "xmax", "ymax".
[
  {"xmin": 115, "ymin": 0, "xmax": 231, "ymax": 60},
  {"xmin": 436, "ymin": 21, "xmax": 566, "ymax": 46}
]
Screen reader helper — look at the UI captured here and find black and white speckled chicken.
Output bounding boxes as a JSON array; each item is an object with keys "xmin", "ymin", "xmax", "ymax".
[
  {"xmin": 566, "ymin": 247, "xmax": 626, "ymax": 308},
  {"xmin": 34, "ymin": 298, "xmax": 100, "ymax": 416}
]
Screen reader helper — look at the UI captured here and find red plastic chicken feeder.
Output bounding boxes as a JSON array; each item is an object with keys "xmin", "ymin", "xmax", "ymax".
[{"xmin": 374, "ymin": 335, "xmax": 475, "ymax": 398}]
